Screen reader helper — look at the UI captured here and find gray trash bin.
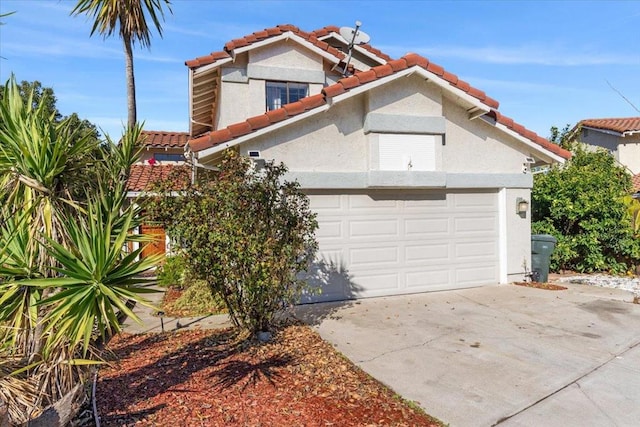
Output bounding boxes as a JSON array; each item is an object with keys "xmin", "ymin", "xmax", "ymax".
[{"xmin": 531, "ymin": 234, "xmax": 557, "ymax": 283}]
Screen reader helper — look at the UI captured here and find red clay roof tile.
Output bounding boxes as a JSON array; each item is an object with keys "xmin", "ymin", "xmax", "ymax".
[
  {"xmin": 467, "ymin": 87, "xmax": 486, "ymax": 102},
  {"xmin": 355, "ymin": 69, "xmax": 377, "ymax": 84},
  {"xmin": 404, "ymin": 53, "xmax": 429, "ymax": 68},
  {"xmin": 340, "ymin": 75, "xmax": 361, "ymax": 90},
  {"xmin": 426, "ymin": 62, "xmax": 444, "ymax": 76},
  {"xmin": 139, "ymin": 131, "xmax": 190, "ymax": 148},
  {"xmin": 127, "ymin": 164, "xmax": 190, "ymax": 192},
  {"xmin": 210, "ymin": 128, "xmax": 233, "ymax": 145},
  {"xmin": 578, "ymin": 117, "xmax": 640, "ymax": 134},
  {"xmin": 372, "ymin": 63, "xmax": 394, "ymax": 78},
  {"xmin": 227, "ymin": 121, "xmax": 253, "ymax": 138},
  {"xmin": 388, "ymin": 58, "xmax": 408, "ymax": 72},
  {"xmin": 322, "ymin": 84, "xmax": 347, "ymax": 98},
  {"xmin": 442, "ymin": 71, "xmax": 458, "ymax": 85},
  {"xmin": 456, "ymin": 79, "xmax": 471, "ymax": 93},
  {"xmin": 246, "ymin": 114, "xmax": 272, "ymax": 130},
  {"xmin": 283, "ymin": 101, "xmax": 306, "ymax": 116},
  {"xmin": 266, "ymin": 108, "xmax": 288, "ymax": 123},
  {"xmin": 300, "ymin": 93, "xmax": 326, "ymax": 110}
]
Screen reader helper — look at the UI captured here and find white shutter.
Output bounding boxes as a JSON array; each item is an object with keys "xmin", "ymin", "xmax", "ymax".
[{"xmin": 378, "ymin": 134, "xmax": 436, "ymax": 171}]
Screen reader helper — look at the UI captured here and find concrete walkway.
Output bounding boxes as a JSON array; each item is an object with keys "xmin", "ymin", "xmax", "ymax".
[
  {"xmin": 120, "ymin": 286, "xmax": 231, "ymax": 334},
  {"xmin": 296, "ymin": 283, "xmax": 640, "ymax": 427}
]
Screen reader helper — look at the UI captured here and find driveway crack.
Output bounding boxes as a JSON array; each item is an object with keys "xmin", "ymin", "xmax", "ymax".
[
  {"xmin": 356, "ymin": 334, "xmax": 446, "ymax": 363},
  {"xmin": 492, "ymin": 338, "xmax": 640, "ymax": 426}
]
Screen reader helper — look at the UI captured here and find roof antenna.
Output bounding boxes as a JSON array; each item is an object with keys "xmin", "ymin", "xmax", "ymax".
[{"xmin": 339, "ymin": 21, "xmax": 370, "ymax": 76}]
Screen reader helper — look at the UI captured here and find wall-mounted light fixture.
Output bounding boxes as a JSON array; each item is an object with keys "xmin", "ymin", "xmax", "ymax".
[{"xmin": 516, "ymin": 198, "xmax": 529, "ymax": 215}]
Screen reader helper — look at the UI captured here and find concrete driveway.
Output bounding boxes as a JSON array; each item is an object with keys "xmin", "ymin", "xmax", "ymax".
[{"xmin": 296, "ymin": 283, "xmax": 640, "ymax": 427}]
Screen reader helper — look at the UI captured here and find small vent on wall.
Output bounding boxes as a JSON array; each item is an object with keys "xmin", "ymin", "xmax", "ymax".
[{"xmin": 248, "ymin": 150, "xmax": 261, "ymax": 158}]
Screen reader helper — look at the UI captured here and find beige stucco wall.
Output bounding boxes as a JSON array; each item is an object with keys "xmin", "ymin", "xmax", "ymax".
[
  {"xmin": 617, "ymin": 139, "xmax": 640, "ymax": 174},
  {"xmin": 505, "ymin": 188, "xmax": 532, "ymax": 282},
  {"xmin": 249, "ymin": 41, "xmax": 323, "ymax": 70},
  {"xmin": 366, "ymin": 76, "xmax": 443, "ymax": 116},
  {"xmin": 442, "ymin": 98, "xmax": 530, "ymax": 174},
  {"xmin": 244, "ymin": 96, "xmax": 367, "ymax": 172}
]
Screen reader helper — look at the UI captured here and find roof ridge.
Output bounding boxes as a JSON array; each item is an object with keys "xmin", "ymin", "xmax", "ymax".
[
  {"xmin": 188, "ymin": 53, "xmax": 569, "ymax": 160},
  {"xmin": 186, "ymin": 24, "xmax": 346, "ymax": 69}
]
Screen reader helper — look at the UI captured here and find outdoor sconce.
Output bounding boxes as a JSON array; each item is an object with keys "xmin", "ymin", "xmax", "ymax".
[{"xmin": 516, "ymin": 198, "xmax": 529, "ymax": 215}]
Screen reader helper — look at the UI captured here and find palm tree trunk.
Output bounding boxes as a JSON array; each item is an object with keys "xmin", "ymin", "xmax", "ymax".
[{"xmin": 123, "ymin": 35, "xmax": 136, "ymax": 129}]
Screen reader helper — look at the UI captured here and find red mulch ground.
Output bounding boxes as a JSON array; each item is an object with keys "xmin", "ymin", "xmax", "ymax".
[{"xmin": 97, "ymin": 324, "xmax": 444, "ymax": 426}]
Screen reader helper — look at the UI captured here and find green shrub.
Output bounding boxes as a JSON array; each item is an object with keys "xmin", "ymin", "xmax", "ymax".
[
  {"xmin": 157, "ymin": 254, "xmax": 186, "ymax": 288},
  {"xmin": 149, "ymin": 150, "xmax": 318, "ymax": 335},
  {"xmin": 532, "ymin": 146, "xmax": 640, "ymax": 273}
]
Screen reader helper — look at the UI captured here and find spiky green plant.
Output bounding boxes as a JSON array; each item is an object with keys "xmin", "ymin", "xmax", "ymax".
[{"xmin": 0, "ymin": 75, "xmax": 160, "ymax": 423}]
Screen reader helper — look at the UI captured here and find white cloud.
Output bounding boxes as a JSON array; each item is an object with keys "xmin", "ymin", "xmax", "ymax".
[{"xmin": 380, "ymin": 44, "xmax": 639, "ymax": 66}]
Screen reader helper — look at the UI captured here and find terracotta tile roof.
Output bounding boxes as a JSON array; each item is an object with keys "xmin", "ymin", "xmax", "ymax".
[
  {"xmin": 139, "ymin": 131, "xmax": 190, "ymax": 148},
  {"xmin": 579, "ymin": 117, "xmax": 640, "ymax": 135},
  {"xmin": 632, "ymin": 173, "xmax": 640, "ymax": 192},
  {"xmin": 487, "ymin": 111, "xmax": 572, "ymax": 159},
  {"xmin": 127, "ymin": 164, "xmax": 190, "ymax": 192},
  {"xmin": 188, "ymin": 53, "xmax": 569, "ymax": 160},
  {"xmin": 185, "ymin": 24, "xmax": 346, "ymax": 69}
]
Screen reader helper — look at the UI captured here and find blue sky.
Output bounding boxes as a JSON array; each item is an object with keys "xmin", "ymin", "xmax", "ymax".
[{"xmin": 1, "ymin": 0, "xmax": 638, "ymax": 140}]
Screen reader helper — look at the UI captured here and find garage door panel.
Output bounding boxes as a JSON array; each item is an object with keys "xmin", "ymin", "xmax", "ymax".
[
  {"xmin": 454, "ymin": 216, "xmax": 497, "ymax": 234},
  {"xmin": 349, "ymin": 219, "xmax": 399, "ymax": 238},
  {"xmin": 405, "ymin": 243, "xmax": 450, "ymax": 263},
  {"xmin": 354, "ymin": 272, "xmax": 400, "ymax": 294},
  {"xmin": 316, "ymin": 220, "xmax": 343, "ymax": 239},
  {"xmin": 350, "ymin": 246, "xmax": 399, "ymax": 267},
  {"xmin": 455, "ymin": 241, "xmax": 498, "ymax": 259},
  {"xmin": 305, "ymin": 190, "xmax": 499, "ymax": 302},
  {"xmin": 455, "ymin": 264, "xmax": 497, "ymax": 286},
  {"xmin": 406, "ymin": 269, "xmax": 451, "ymax": 289},
  {"xmin": 405, "ymin": 217, "xmax": 450, "ymax": 236}
]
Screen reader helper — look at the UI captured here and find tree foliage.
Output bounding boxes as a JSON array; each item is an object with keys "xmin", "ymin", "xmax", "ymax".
[
  {"xmin": 0, "ymin": 79, "xmax": 100, "ymax": 142},
  {"xmin": 149, "ymin": 150, "xmax": 318, "ymax": 335},
  {"xmin": 72, "ymin": 0, "xmax": 172, "ymax": 128},
  {"xmin": 532, "ymin": 146, "xmax": 640, "ymax": 273}
]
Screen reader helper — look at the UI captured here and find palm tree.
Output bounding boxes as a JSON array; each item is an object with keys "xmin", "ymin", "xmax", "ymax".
[{"xmin": 71, "ymin": 0, "xmax": 172, "ymax": 128}]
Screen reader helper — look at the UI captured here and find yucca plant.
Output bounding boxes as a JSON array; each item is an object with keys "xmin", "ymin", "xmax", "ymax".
[{"xmin": 0, "ymin": 76, "xmax": 161, "ymax": 423}]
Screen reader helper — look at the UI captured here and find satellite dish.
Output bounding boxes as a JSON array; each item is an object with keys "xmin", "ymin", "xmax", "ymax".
[
  {"xmin": 339, "ymin": 22, "xmax": 370, "ymax": 45},
  {"xmin": 337, "ymin": 21, "xmax": 371, "ymax": 76}
]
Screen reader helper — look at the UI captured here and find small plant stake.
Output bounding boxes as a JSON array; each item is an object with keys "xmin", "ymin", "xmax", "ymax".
[{"xmin": 156, "ymin": 311, "xmax": 165, "ymax": 333}]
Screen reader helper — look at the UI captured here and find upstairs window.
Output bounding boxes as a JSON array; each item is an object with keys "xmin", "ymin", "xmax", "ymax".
[
  {"xmin": 153, "ymin": 153, "xmax": 185, "ymax": 162},
  {"xmin": 266, "ymin": 81, "xmax": 308, "ymax": 111}
]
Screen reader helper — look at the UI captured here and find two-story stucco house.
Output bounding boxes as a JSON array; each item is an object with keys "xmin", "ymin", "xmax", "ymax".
[
  {"xmin": 572, "ymin": 117, "xmax": 640, "ymax": 193},
  {"xmin": 169, "ymin": 24, "xmax": 571, "ymax": 302}
]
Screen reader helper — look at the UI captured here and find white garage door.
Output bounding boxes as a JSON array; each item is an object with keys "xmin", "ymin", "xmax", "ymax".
[{"xmin": 302, "ymin": 189, "xmax": 499, "ymax": 302}]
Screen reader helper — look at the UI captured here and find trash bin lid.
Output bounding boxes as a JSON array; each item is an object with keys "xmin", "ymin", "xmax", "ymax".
[{"xmin": 531, "ymin": 234, "xmax": 557, "ymax": 243}]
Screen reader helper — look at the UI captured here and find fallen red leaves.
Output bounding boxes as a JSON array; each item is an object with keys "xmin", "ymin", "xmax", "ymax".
[
  {"xmin": 97, "ymin": 324, "xmax": 443, "ymax": 426},
  {"xmin": 513, "ymin": 281, "xmax": 567, "ymax": 291}
]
